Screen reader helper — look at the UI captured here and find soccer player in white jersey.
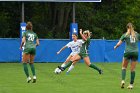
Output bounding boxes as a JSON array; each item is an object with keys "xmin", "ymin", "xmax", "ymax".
[{"xmin": 56, "ymin": 33, "xmax": 82, "ymax": 74}]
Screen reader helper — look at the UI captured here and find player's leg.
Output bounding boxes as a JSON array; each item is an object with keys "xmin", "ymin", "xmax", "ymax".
[
  {"xmin": 121, "ymin": 58, "xmax": 129, "ymax": 88},
  {"xmin": 66, "ymin": 60, "xmax": 79, "ymax": 74},
  {"xmin": 66, "ymin": 54, "xmax": 79, "ymax": 73},
  {"xmin": 127, "ymin": 61, "xmax": 137, "ymax": 89},
  {"xmin": 127, "ymin": 53, "xmax": 138, "ymax": 89},
  {"xmin": 65, "ymin": 54, "xmax": 81, "ymax": 69},
  {"xmin": 59, "ymin": 54, "xmax": 81, "ymax": 71},
  {"xmin": 61, "ymin": 55, "xmax": 72, "ymax": 67},
  {"xmin": 30, "ymin": 53, "xmax": 36, "ymax": 83},
  {"xmin": 22, "ymin": 53, "xmax": 31, "ymax": 83},
  {"xmin": 83, "ymin": 56, "xmax": 103, "ymax": 74},
  {"xmin": 56, "ymin": 55, "xmax": 72, "ymax": 74}
]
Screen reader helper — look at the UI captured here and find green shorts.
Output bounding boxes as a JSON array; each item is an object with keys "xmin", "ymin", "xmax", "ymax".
[
  {"xmin": 124, "ymin": 52, "xmax": 138, "ymax": 61},
  {"xmin": 79, "ymin": 53, "xmax": 88, "ymax": 59},
  {"xmin": 23, "ymin": 48, "xmax": 36, "ymax": 55}
]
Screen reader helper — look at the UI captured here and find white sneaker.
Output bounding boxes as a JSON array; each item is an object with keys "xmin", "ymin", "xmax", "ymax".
[
  {"xmin": 127, "ymin": 84, "xmax": 133, "ymax": 89},
  {"xmin": 121, "ymin": 80, "xmax": 125, "ymax": 88},
  {"xmin": 27, "ymin": 77, "xmax": 31, "ymax": 83},
  {"xmin": 32, "ymin": 76, "xmax": 36, "ymax": 83}
]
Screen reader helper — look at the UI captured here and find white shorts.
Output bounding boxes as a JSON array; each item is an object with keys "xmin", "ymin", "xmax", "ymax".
[{"xmin": 70, "ymin": 52, "xmax": 79, "ymax": 56}]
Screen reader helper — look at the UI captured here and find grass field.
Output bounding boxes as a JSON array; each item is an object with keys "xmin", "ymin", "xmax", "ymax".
[{"xmin": 0, "ymin": 63, "xmax": 140, "ymax": 93}]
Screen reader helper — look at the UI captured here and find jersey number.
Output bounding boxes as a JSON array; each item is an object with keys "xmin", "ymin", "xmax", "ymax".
[
  {"xmin": 130, "ymin": 35, "xmax": 136, "ymax": 43},
  {"xmin": 28, "ymin": 34, "xmax": 35, "ymax": 41}
]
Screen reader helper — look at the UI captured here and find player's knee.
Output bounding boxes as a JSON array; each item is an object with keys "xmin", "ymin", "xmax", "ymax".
[
  {"xmin": 30, "ymin": 61, "xmax": 34, "ymax": 64},
  {"xmin": 84, "ymin": 60, "xmax": 91, "ymax": 66},
  {"xmin": 69, "ymin": 59, "xmax": 74, "ymax": 62},
  {"xmin": 122, "ymin": 67, "xmax": 126, "ymax": 69},
  {"xmin": 22, "ymin": 61, "xmax": 28, "ymax": 63},
  {"xmin": 130, "ymin": 67, "xmax": 135, "ymax": 72},
  {"xmin": 130, "ymin": 69, "xmax": 135, "ymax": 72},
  {"xmin": 86, "ymin": 63, "xmax": 91, "ymax": 67}
]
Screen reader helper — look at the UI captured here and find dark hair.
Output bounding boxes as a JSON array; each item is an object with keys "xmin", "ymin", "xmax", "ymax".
[
  {"xmin": 26, "ymin": 21, "xmax": 33, "ymax": 30},
  {"xmin": 72, "ymin": 33, "xmax": 78, "ymax": 37}
]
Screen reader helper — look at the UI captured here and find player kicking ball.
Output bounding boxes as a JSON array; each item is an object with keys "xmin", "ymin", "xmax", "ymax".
[
  {"xmin": 58, "ymin": 29, "xmax": 103, "ymax": 75},
  {"xmin": 55, "ymin": 33, "xmax": 82, "ymax": 74},
  {"xmin": 20, "ymin": 22, "xmax": 39, "ymax": 83}
]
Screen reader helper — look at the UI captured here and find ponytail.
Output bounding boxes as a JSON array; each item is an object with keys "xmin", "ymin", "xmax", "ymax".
[{"xmin": 125, "ymin": 23, "xmax": 135, "ymax": 38}]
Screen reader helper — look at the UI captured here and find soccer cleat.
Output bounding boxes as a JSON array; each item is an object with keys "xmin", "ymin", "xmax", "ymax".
[
  {"xmin": 32, "ymin": 76, "xmax": 36, "ymax": 83},
  {"xmin": 121, "ymin": 81, "xmax": 125, "ymax": 89},
  {"xmin": 58, "ymin": 66, "xmax": 65, "ymax": 71},
  {"xmin": 27, "ymin": 77, "xmax": 31, "ymax": 83},
  {"xmin": 99, "ymin": 69, "xmax": 103, "ymax": 74},
  {"xmin": 127, "ymin": 84, "xmax": 133, "ymax": 89}
]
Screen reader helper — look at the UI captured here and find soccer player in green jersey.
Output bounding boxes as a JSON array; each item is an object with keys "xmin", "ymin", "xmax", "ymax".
[
  {"xmin": 58, "ymin": 29, "xmax": 103, "ymax": 74},
  {"xmin": 114, "ymin": 23, "xmax": 140, "ymax": 89},
  {"xmin": 20, "ymin": 22, "xmax": 39, "ymax": 83}
]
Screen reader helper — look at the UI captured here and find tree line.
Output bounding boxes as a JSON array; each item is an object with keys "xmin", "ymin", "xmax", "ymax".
[{"xmin": 0, "ymin": 0, "xmax": 140, "ymax": 39}]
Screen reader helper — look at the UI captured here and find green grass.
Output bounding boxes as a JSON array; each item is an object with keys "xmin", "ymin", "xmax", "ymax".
[{"xmin": 0, "ymin": 63, "xmax": 140, "ymax": 93}]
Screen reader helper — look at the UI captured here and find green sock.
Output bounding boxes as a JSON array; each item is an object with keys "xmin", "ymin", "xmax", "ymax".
[
  {"xmin": 130, "ymin": 71, "xmax": 135, "ymax": 84},
  {"xmin": 29, "ymin": 63, "xmax": 36, "ymax": 76},
  {"xmin": 63, "ymin": 61, "xmax": 72, "ymax": 69},
  {"xmin": 122, "ymin": 69, "xmax": 126, "ymax": 80},
  {"xmin": 23, "ymin": 63, "xmax": 29, "ymax": 77},
  {"xmin": 89, "ymin": 64, "xmax": 100, "ymax": 72}
]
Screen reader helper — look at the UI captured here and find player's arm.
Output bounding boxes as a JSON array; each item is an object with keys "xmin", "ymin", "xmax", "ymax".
[
  {"xmin": 80, "ymin": 29, "xmax": 91, "ymax": 41},
  {"xmin": 36, "ymin": 38, "xmax": 40, "ymax": 46},
  {"xmin": 20, "ymin": 36, "xmax": 26, "ymax": 50},
  {"xmin": 57, "ymin": 46, "xmax": 67, "ymax": 54},
  {"xmin": 114, "ymin": 34, "xmax": 125, "ymax": 50},
  {"xmin": 80, "ymin": 29, "xmax": 87, "ymax": 41},
  {"xmin": 114, "ymin": 40, "xmax": 123, "ymax": 50}
]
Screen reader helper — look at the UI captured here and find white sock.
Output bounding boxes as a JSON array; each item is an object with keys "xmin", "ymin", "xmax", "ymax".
[
  {"xmin": 121, "ymin": 80, "xmax": 125, "ymax": 83},
  {"xmin": 27, "ymin": 77, "xmax": 31, "ymax": 80},
  {"xmin": 33, "ymin": 76, "xmax": 36, "ymax": 79},
  {"xmin": 61, "ymin": 63, "xmax": 66, "ymax": 67},
  {"xmin": 67, "ymin": 65, "xmax": 74, "ymax": 72}
]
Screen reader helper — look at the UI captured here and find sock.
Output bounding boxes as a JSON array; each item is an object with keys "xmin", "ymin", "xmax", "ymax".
[
  {"xmin": 122, "ymin": 69, "xmax": 126, "ymax": 80},
  {"xmin": 63, "ymin": 61, "xmax": 72, "ymax": 69},
  {"xmin": 23, "ymin": 63, "xmax": 29, "ymax": 77},
  {"xmin": 89, "ymin": 64, "xmax": 100, "ymax": 72},
  {"xmin": 29, "ymin": 63, "xmax": 36, "ymax": 76},
  {"xmin": 61, "ymin": 63, "xmax": 66, "ymax": 67},
  {"xmin": 67, "ymin": 64, "xmax": 74, "ymax": 73},
  {"xmin": 130, "ymin": 71, "xmax": 135, "ymax": 84}
]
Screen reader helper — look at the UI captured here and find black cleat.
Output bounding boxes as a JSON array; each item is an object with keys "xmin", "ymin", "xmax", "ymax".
[
  {"xmin": 27, "ymin": 77, "xmax": 31, "ymax": 83},
  {"xmin": 27, "ymin": 80, "xmax": 31, "ymax": 83},
  {"xmin": 32, "ymin": 76, "xmax": 36, "ymax": 83},
  {"xmin": 121, "ymin": 83, "xmax": 125, "ymax": 89},
  {"xmin": 121, "ymin": 81, "xmax": 125, "ymax": 89},
  {"xmin": 32, "ymin": 79, "xmax": 36, "ymax": 83},
  {"xmin": 99, "ymin": 69, "xmax": 103, "ymax": 74}
]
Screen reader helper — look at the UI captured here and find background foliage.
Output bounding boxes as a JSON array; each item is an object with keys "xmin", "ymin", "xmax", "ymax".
[{"xmin": 0, "ymin": 0, "xmax": 140, "ymax": 39}]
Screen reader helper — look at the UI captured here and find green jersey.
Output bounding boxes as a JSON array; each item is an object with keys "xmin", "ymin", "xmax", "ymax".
[
  {"xmin": 23, "ymin": 30, "xmax": 38, "ymax": 49},
  {"xmin": 120, "ymin": 32, "xmax": 140, "ymax": 53},
  {"xmin": 80, "ymin": 38, "xmax": 90, "ymax": 54}
]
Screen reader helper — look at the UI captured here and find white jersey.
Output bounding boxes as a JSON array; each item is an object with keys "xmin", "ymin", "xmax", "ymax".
[{"xmin": 66, "ymin": 40, "xmax": 83, "ymax": 56}]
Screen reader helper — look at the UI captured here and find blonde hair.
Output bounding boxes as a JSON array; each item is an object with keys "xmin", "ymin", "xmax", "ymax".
[
  {"xmin": 125, "ymin": 23, "xmax": 135, "ymax": 38},
  {"xmin": 26, "ymin": 21, "xmax": 33, "ymax": 30},
  {"xmin": 83, "ymin": 30, "xmax": 92, "ymax": 38}
]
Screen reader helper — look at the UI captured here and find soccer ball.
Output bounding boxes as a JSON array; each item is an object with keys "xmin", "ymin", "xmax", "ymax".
[{"xmin": 54, "ymin": 68, "xmax": 61, "ymax": 74}]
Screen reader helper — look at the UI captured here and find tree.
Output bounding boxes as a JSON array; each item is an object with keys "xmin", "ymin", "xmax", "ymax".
[{"xmin": 0, "ymin": 1, "xmax": 140, "ymax": 39}]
